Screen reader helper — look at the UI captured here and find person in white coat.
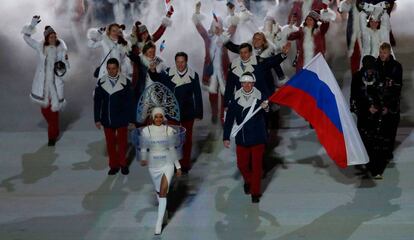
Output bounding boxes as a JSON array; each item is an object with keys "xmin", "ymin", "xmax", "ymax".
[
  {"xmin": 139, "ymin": 107, "xmax": 182, "ymax": 235},
  {"xmin": 339, "ymin": 0, "xmax": 362, "ymax": 73},
  {"xmin": 87, "ymin": 23, "xmax": 130, "ymax": 79},
  {"xmin": 359, "ymin": 2, "xmax": 391, "ymax": 58},
  {"xmin": 107, "ymin": 0, "xmax": 129, "ymax": 24},
  {"xmin": 21, "ymin": 16, "xmax": 70, "ymax": 146}
]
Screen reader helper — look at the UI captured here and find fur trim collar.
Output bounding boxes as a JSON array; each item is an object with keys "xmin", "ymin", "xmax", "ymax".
[
  {"xmin": 231, "ymin": 56, "xmax": 257, "ymax": 77},
  {"xmin": 168, "ymin": 66, "xmax": 195, "ymax": 87},
  {"xmin": 234, "ymin": 87, "xmax": 262, "ymax": 109},
  {"xmin": 99, "ymin": 74, "xmax": 128, "ymax": 95},
  {"xmin": 303, "ymin": 27, "xmax": 315, "ymax": 66}
]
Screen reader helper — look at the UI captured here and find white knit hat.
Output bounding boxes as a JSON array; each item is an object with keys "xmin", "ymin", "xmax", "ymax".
[
  {"xmin": 151, "ymin": 107, "xmax": 166, "ymax": 120},
  {"xmin": 44, "ymin": 26, "xmax": 56, "ymax": 38}
]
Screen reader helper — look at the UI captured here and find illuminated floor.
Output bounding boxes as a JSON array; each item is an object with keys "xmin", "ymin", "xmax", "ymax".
[{"xmin": 0, "ymin": 124, "xmax": 413, "ymax": 240}]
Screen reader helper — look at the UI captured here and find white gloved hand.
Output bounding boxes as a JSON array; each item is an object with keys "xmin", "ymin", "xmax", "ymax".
[
  {"xmin": 261, "ymin": 100, "xmax": 269, "ymax": 111},
  {"xmin": 31, "ymin": 15, "xmax": 41, "ymax": 27},
  {"xmin": 220, "ymin": 31, "xmax": 231, "ymax": 43},
  {"xmin": 195, "ymin": 1, "xmax": 201, "ymax": 14},
  {"xmin": 362, "ymin": 2, "xmax": 375, "ymax": 13},
  {"xmin": 97, "ymin": 27, "xmax": 106, "ymax": 34}
]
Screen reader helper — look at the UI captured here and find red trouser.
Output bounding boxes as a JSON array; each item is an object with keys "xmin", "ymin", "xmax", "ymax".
[
  {"xmin": 41, "ymin": 105, "xmax": 60, "ymax": 140},
  {"xmin": 180, "ymin": 120, "xmax": 194, "ymax": 171},
  {"xmin": 103, "ymin": 127, "xmax": 128, "ymax": 169},
  {"xmin": 168, "ymin": 120, "xmax": 195, "ymax": 171},
  {"xmin": 350, "ymin": 41, "xmax": 361, "ymax": 74},
  {"xmin": 236, "ymin": 144, "xmax": 265, "ymax": 196},
  {"xmin": 209, "ymin": 93, "xmax": 225, "ymax": 123}
]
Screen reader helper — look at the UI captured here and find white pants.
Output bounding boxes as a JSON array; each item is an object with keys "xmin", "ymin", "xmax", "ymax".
[{"xmin": 208, "ymin": 72, "xmax": 226, "ymax": 95}]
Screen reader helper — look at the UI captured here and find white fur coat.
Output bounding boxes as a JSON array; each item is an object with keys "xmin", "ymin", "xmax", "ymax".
[
  {"xmin": 87, "ymin": 28, "xmax": 130, "ymax": 79},
  {"xmin": 22, "ymin": 24, "xmax": 69, "ymax": 111}
]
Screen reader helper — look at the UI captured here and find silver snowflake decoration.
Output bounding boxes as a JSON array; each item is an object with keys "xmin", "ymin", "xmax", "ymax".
[{"xmin": 136, "ymin": 82, "xmax": 180, "ymax": 123}]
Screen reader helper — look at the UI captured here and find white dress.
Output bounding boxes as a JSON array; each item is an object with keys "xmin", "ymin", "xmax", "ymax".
[{"xmin": 141, "ymin": 125, "xmax": 181, "ymax": 192}]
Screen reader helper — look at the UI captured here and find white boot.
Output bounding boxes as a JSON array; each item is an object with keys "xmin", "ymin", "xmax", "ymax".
[{"xmin": 155, "ymin": 197, "xmax": 167, "ymax": 235}]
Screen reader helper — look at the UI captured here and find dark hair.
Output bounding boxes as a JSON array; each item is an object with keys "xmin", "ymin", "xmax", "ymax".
[
  {"xmin": 44, "ymin": 26, "xmax": 60, "ymax": 47},
  {"xmin": 367, "ymin": 18, "xmax": 381, "ymax": 29},
  {"xmin": 175, "ymin": 52, "xmax": 188, "ymax": 62},
  {"xmin": 135, "ymin": 21, "xmax": 151, "ymax": 43},
  {"xmin": 361, "ymin": 55, "xmax": 376, "ymax": 70},
  {"xmin": 142, "ymin": 41, "xmax": 156, "ymax": 54},
  {"xmin": 303, "ymin": 16, "xmax": 318, "ymax": 32},
  {"xmin": 107, "ymin": 58, "xmax": 120, "ymax": 67},
  {"xmin": 239, "ymin": 42, "xmax": 252, "ymax": 52},
  {"xmin": 106, "ymin": 23, "xmax": 120, "ymax": 36}
]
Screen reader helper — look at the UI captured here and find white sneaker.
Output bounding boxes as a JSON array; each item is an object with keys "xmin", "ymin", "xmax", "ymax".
[
  {"xmin": 373, "ymin": 174, "xmax": 383, "ymax": 180},
  {"xmin": 155, "ymin": 222, "xmax": 162, "ymax": 235}
]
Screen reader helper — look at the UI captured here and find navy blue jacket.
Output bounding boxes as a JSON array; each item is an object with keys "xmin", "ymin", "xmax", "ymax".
[
  {"xmin": 94, "ymin": 75, "xmax": 135, "ymax": 128},
  {"xmin": 149, "ymin": 67, "xmax": 203, "ymax": 121},
  {"xmin": 223, "ymin": 90, "xmax": 267, "ymax": 146},
  {"xmin": 224, "ymin": 53, "xmax": 286, "ymax": 107}
]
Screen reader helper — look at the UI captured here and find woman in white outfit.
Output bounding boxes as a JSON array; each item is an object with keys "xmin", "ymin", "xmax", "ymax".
[
  {"xmin": 140, "ymin": 107, "xmax": 182, "ymax": 235},
  {"xmin": 21, "ymin": 16, "xmax": 70, "ymax": 146},
  {"xmin": 87, "ymin": 23, "xmax": 130, "ymax": 79},
  {"xmin": 359, "ymin": 5, "xmax": 391, "ymax": 58}
]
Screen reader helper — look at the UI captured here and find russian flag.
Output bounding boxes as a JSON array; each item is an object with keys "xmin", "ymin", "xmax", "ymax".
[{"xmin": 269, "ymin": 53, "xmax": 369, "ymax": 168}]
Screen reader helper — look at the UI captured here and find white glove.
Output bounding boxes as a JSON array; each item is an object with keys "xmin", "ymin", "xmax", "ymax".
[
  {"xmin": 261, "ymin": 100, "xmax": 269, "ymax": 111},
  {"xmin": 362, "ymin": 2, "xmax": 375, "ymax": 13},
  {"xmin": 97, "ymin": 27, "xmax": 106, "ymax": 34},
  {"xmin": 30, "ymin": 15, "xmax": 41, "ymax": 27}
]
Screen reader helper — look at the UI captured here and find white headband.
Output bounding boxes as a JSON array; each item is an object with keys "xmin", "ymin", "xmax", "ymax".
[{"xmin": 239, "ymin": 74, "xmax": 256, "ymax": 82}]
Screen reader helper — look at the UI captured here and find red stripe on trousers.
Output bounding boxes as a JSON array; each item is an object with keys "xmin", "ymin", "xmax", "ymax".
[
  {"xmin": 104, "ymin": 127, "xmax": 128, "ymax": 169},
  {"xmin": 236, "ymin": 144, "xmax": 264, "ymax": 196},
  {"xmin": 270, "ymin": 86, "xmax": 347, "ymax": 168},
  {"xmin": 41, "ymin": 105, "xmax": 59, "ymax": 140}
]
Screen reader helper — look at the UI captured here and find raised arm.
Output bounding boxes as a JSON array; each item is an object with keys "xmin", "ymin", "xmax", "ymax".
[
  {"xmin": 338, "ymin": 0, "xmax": 353, "ymax": 14},
  {"xmin": 287, "ymin": 29, "xmax": 302, "ymax": 41},
  {"xmin": 379, "ymin": 12, "xmax": 391, "ymax": 43},
  {"xmin": 87, "ymin": 27, "xmax": 104, "ymax": 49},
  {"xmin": 224, "ymin": 40, "xmax": 241, "ymax": 54},
  {"xmin": 319, "ymin": 21, "xmax": 330, "ymax": 36},
  {"xmin": 21, "ymin": 16, "xmax": 42, "ymax": 50},
  {"xmin": 152, "ymin": 6, "xmax": 174, "ymax": 42},
  {"xmin": 359, "ymin": 11, "xmax": 371, "ymax": 56},
  {"xmin": 261, "ymin": 48, "xmax": 289, "ymax": 70}
]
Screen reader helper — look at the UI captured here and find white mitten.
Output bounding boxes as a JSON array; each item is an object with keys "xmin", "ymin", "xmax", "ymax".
[{"xmin": 30, "ymin": 16, "xmax": 41, "ymax": 27}]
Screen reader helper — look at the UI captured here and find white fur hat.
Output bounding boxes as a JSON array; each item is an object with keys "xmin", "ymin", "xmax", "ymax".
[{"xmin": 151, "ymin": 107, "xmax": 166, "ymax": 120}]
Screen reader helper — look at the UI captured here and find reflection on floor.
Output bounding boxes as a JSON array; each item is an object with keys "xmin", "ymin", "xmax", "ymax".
[{"xmin": 0, "ymin": 125, "xmax": 413, "ymax": 240}]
